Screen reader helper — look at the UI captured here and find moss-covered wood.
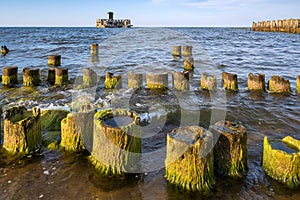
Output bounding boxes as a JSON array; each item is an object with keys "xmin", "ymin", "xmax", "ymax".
[
  {"xmin": 48, "ymin": 55, "xmax": 61, "ymax": 66},
  {"xmin": 42, "ymin": 131, "xmax": 61, "ymax": 150},
  {"xmin": 182, "ymin": 46, "xmax": 192, "ymax": 57},
  {"xmin": 2, "ymin": 66, "xmax": 18, "ymax": 86},
  {"xmin": 22, "ymin": 67, "xmax": 40, "ymax": 86},
  {"xmin": 41, "ymin": 109, "xmax": 69, "ymax": 131},
  {"xmin": 222, "ymin": 72, "xmax": 238, "ymax": 91},
  {"xmin": 146, "ymin": 73, "xmax": 168, "ymax": 89},
  {"xmin": 104, "ymin": 72, "xmax": 122, "ymax": 89},
  {"xmin": 3, "ymin": 107, "xmax": 41, "ymax": 155},
  {"xmin": 209, "ymin": 121, "xmax": 248, "ymax": 178},
  {"xmin": 172, "ymin": 46, "xmax": 181, "ymax": 57},
  {"xmin": 47, "ymin": 68, "xmax": 55, "ymax": 85},
  {"xmin": 262, "ymin": 136, "xmax": 300, "ymax": 188},
  {"xmin": 91, "ymin": 109, "xmax": 141, "ymax": 175},
  {"xmin": 128, "ymin": 73, "xmax": 143, "ymax": 89},
  {"xmin": 83, "ymin": 68, "xmax": 98, "ymax": 87},
  {"xmin": 201, "ymin": 73, "xmax": 217, "ymax": 91},
  {"xmin": 268, "ymin": 75, "xmax": 291, "ymax": 93},
  {"xmin": 55, "ymin": 68, "xmax": 68, "ymax": 85},
  {"xmin": 248, "ymin": 73, "xmax": 265, "ymax": 92},
  {"xmin": 296, "ymin": 76, "xmax": 300, "ymax": 94},
  {"xmin": 183, "ymin": 57, "xmax": 194, "ymax": 71},
  {"xmin": 172, "ymin": 71, "xmax": 189, "ymax": 90},
  {"xmin": 165, "ymin": 126, "xmax": 215, "ymax": 193}
]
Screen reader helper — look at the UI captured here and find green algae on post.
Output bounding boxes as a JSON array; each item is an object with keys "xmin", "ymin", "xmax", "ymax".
[
  {"xmin": 47, "ymin": 68, "xmax": 56, "ymax": 85},
  {"xmin": 128, "ymin": 73, "xmax": 143, "ymax": 89},
  {"xmin": 3, "ymin": 106, "xmax": 41, "ymax": 155},
  {"xmin": 172, "ymin": 71, "xmax": 189, "ymax": 90},
  {"xmin": 222, "ymin": 72, "xmax": 238, "ymax": 91},
  {"xmin": 201, "ymin": 73, "xmax": 217, "ymax": 91},
  {"xmin": 91, "ymin": 109, "xmax": 141, "ymax": 175},
  {"xmin": 83, "ymin": 68, "xmax": 98, "ymax": 87},
  {"xmin": 42, "ymin": 131, "xmax": 61, "ymax": 150},
  {"xmin": 182, "ymin": 46, "xmax": 192, "ymax": 57},
  {"xmin": 172, "ymin": 46, "xmax": 181, "ymax": 57},
  {"xmin": 22, "ymin": 67, "xmax": 40, "ymax": 86},
  {"xmin": 146, "ymin": 73, "xmax": 168, "ymax": 89},
  {"xmin": 55, "ymin": 68, "xmax": 68, "ymax": 85},
  {"xmin": 210, "ymin": 121, "xmax": 248, "ymax": 178},
  {"xmin": 41, "ymin": 109, "xmax": 69, "ymax": 131},
  {"xmin": 183, "ymin": 57, "xmax": 194, "ymax": 71},
  {"xmin": 104, "ymin": 72, "xmax": 122, "ymax": 89},
  {"xmin": 248, "ymin": 73, "xmax": 265, "ymax": 92},
  {"xmin": 2, "ymin": 66, "xmax": 18, "ymax": 87},
  {"xmin": 262, "ymin": 136, "xmax": 300, "ymax": 188},
  {"xmin": 165, "ymin": 126, "xmax": 215, "ymax": 193},
  {"xmin": 268, "ymin": 75, "xmax": 291, "ymax": 93}
]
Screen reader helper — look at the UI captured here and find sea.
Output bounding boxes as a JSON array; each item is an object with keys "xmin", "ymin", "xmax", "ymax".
[{"xmin": 0, "ymin": 27, "xmax": 300, "ymax": 199}]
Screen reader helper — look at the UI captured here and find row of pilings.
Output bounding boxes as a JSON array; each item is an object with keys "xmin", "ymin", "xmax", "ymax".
[{"xmin": 252, "ymin": 19, "xmax": 300, "ymax": 34}]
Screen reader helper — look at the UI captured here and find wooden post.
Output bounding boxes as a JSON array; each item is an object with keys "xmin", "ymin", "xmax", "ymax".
[
  {"xmin": 90, "ymin": 43, "xmax": 99, "ymax": 55},
  {"xmin": 104, "ymin": 72, "xmax": 122, "ymax": 89},
  {"xmin": 296, "ymin": 76, "xmax": 300, "ymax": 94},
  {"xmin": 183, "ymin": 57, "xmax": 194, "ymax": 71},
  {"xmin": 2, "ymin": 66, "xmax": 18, "ymax": 86},
  {"xmin": 48, "ymin": 55, "xmax": 61, "ymax": 66},
  {"xmin": 268, "ymin": 75, "xmax": 291, "ymax": 93},
  {"xmin": 1, "ymin": 45, "xmax": 9, "ymax": 56},
  {"xmin": 248, "ymin": 73, "xmax": 265, "ymax": 92},
  {"xmin": 172, "ymin": 46, "xmax": 181, "ymax": 57},
  {"xmin": 128, "ymin": 72, "xmax": 143, "ymax": 89},
  {"xmin": 3, "ymin": 106, "xmax": 41, "ymax": 155},
  {"xmin": 222, "ymin": 72, "xmax": 238, "ymax": 91},
  {"xmin": 182, "ymin": 46, "xmax": 192, "ymax": 57},
  {"xmin": 146, "ymin": 73, "xmax": 168, "ymax": 89},
  {"xmin": 83, "ymin": 68, "xmax": 98, "ymax": 87},
  {"xmin": 201, "ymin": 73, "xmax": 217, "ymax": 91},
  {"xmin": 55, "ymin": 68, "xmax": 68, "ymax": 85},
  {"xmin": 209, "ymin": 121, "xmax": 248, "ymax": 177},
  {"xmin": 172, "ymin": 71, "xmax": 189, "ymax": 90},
  {"xmin": 165, "ymin": 126, "xmax": 215, "ymax": 193},
  {"xmin": 47, "ymin": 68, "xmax": 56, "ymax": 85},
  {"xmin": 22, "ymin": 67, "xmax": 40, "ymax": 86}
]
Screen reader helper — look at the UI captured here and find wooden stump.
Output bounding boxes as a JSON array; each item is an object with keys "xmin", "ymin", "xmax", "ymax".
[
  {"xmin": 201, "ymin": 73, "xmax": 217, "ymax": 91},
  {"xmin": 91, "ymin": 109, "xmax": 141, "ymax": 175},
  {"xmin": 296, "ymin": 76, "xmax": 300, "ymax": 94},
  {"xmin": 183, "ymin": 57, "xmax": 194, "ymax": 71},
  {"xmin": 128, "ymin": 73, "xmax": 143, "ymax": 89},
  {"xmin": 3, "ymin": 106, "xmax": 41, "ymax": 155},
  {"xmin": 248, "ymin": 73, "xmax": 265, "ymax": 92},
  {"xmin": 83, "ymin": 68, "xmax": 98, "ymax": 87},
  {"xmin": 2, "ymin": 66, "xmax": 18, "ymax": 86},
  {"xmin": 222, "ymin": 72, "xmax": 238, "ymax": 91},
  {"xmin": 104, "ymin": 72, "xmax": 122, "ymax": 89},
  {"xmin": 165, "ymin": 126, "xmax": 215, "ymax": 193},
  {"xmin": 47, "ymin": 68, "xmax": 56, "ymax": 85},
  {"xmin": 262, "ymin": 136, "xmax": 300, "ymax": 188},
  {"xmin": 90, "ymin": 43, "xmax": 99, "ymax": 55},
  {"xmin": 146, "ymin": 73, "xmax": 168, "ymax": 89},
  {"xmin": 172, "ymin": 46, "xmax": 181, "ymax": 57},
  {"xmin": 209, "ymin": 121, "xmax": 248, "ymax": 177},
  {"xmin": 22, "ymin": 67, "xmax": 40, "ymax": 86},
  {"xmin": 182, "ymin": 46, "xmax": 192, "ymax": 57},
  {"xmin": 172, "ymin": 71, "xmax": 189, "ymax": 90},
  {"xmin": 55, "ymin": 68, "xmax": 68, "ymax": 85},
  {"xmin": 268, "ymin": 75, "xmax": 291, "ymax": 93},
  {"xmin": 1, "ymin": 45, "xmax": 9, "ymax": 56},
  {"xmin": 48, "ymin": 55, "xmax": 61, "ymax": 66}
]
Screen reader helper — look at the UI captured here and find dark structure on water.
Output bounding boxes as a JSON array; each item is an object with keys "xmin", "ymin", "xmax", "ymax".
[{"xmin": 96, "ymin": 12, "xmax": 132, "ymax": 28}]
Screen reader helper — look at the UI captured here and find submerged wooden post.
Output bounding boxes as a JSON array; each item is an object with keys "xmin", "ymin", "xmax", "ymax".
[
  {"xmin": 146, "ymin": 73, "xmax": 168, "ymax": 89},
  {"xmin": 172, "ymin": 71, "xmax": 189, "ymax": 90},
  {"xmin": 48, "ymin": 55, "xmax": 61, "ymax": 66},
  {"xmin": 296, "ymin": 76, "xmax": 300, "ymax": 94},
  {"xmin": 183, "ymin": 57, "xmax": 194, "ymax": 71},
  {"xmin": 104, "ymin": 72, "xmax": 122, "ymax": 89},
  {"xmin": 1, "ymin": 45, "xmax": 9, "ymax": 56},
  {"xmin": 172, "ymin": 46, "xmax": 181, "ymax": 57},
  {"xmin": 262, "ymin": 136, "xmax": 300, "ymax": 188},
  {"xmin": 2, "ymin": 66, "xmax": 18, "ymax": 86},
  {"xmin": 222, "ymin": 72, "xmax": 238, "ymax": 91},
  {"xmin": 3, "ymin": 106, "xmax": 41, "ymax": 155},
  {"xmin": 90, "ymin": 43, "xmax": 99, "ymax": 55},
  {"xmin": 91, "ymin": 109, "xmax": 141, "ymax": 175},
  {"xmin": 268, "ymin": 75, "xmax": 291, "ymax": 93},
  {"xmin": 55, "ymin": 68, "xmax": 68, "ymax": 85},
  {"xmin": 128, "ymin": 72, "xmax": 143, "ymax": 89},
  {"xmin": 182, "ymin": 46, "xmax": 192, "ymax": 57},
  {"xmin": 22, "ymin": 67, "xmax": 40, "ymax": 86},
  {"xmin": 47, "ymin": 68, "xmax": 56, "ymax": 85},
  {"xmin": 201, "ymin": 73, "xmax": 217, "ymax": 91},
  {"xmin": 165, "ymin": 126, "xmax": 215, "ymax": 193},
  {"xmin": 209, "ymin": 121, "xmax": 248, "ymax": 178},
  {"xmin": 83, "ymin": 68, "xmax": 98, "ymax": 87},
  {"xmin": 248, "ymin": 73, "xmax": 265, "ymax": 92}
]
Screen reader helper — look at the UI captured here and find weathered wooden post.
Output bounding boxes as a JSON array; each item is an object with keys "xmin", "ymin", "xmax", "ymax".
[
  {"xmin": 55, "ymin": 68, "xmax": 68, "ymax": 85},
  {"xmin": 209, "ymin": 121, "xmax": 248, "ymax": 178},
  {"xmin": 104, "ymin": 72, "xmax": 122, "ymax": 89},
  {"xmin": 90, "ymin": 43, "xmax": 99, "ymax": 55},
  {"xmin": 182, "ymin": 46, "xmax": 192, "ymax": 57},
  {"xmin": 91, "ymin": 109, "xmax": 141, "ymax": 175},
  {"xmin": 22, "ymin": 67, "xmax": 40, "ymax": 86},
  {"xmin": 252, "ymin": 22, "xmax": 257, "ymax": 31},
  {"xmin": 2, "ymin": 66, "xmax": 18, "ymax": 86},
  {"xmin": 47, "ymin": 68, "xmax": 56, "ymax": 85},
  {"xmin": 222, "ymin": 72, "xmax": 238, "ymax": 91},
  {"xmin": 83, "ymin": 68, "xmax": 98, "ymax": 87},
  {"xmin": 201, "ymin": 73, "xmax": 217, "ymax": 91},
  {"xmin": 3, "ymin": 106, "xmax": 41, "ymax": 155},
  {"xmin": 268, "ymin": 75, "xmax": 291, "ymax": 93},
  {"xmin": 1, "ymin": 45, "xmax": 9, "ymax": 56},
  {"xmin": 48, "ymin": 55, "xmax": 61, "ymax": 66},
  {"xmin": 146, "ymin": 73, "xmax": 168, "ymax": 89},
  {"xmin": 172, "ymin": 71, "xmax": 189, "ymax": 90},
  {"xmin": 183, "ymin": 57, "xmax": 194, "ymax": 71},
  {"xmin": 262, "ymin": 136, "xmax": 300, "ymax": 188},
  {"xmin": 165, "ymin": 126, "xmax": 215, "ymax": 193},
  {"xmin": 172, "ymin": 46, "xmax": 181, "ymax": 57},
  {"xmin": 296, "ymin": 76, "xmax": 300, "ymax": 94},
  {"xmin": 248, "ymin": 73, "xmax": 265, "ymax": 92},
  {"xmin": 128, "ymin": 72, "xmax": 143, "ymax": 89}
]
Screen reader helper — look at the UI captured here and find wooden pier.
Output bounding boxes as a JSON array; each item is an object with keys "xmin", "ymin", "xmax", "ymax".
[{"xmin": 252, "ymin": 19, "xmax": 300, "ymax": 34}]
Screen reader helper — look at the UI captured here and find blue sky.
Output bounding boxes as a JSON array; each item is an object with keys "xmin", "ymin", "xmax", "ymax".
[{"xmin": 0, "ymin": 0, "xmax": 299, "ymax": 27}]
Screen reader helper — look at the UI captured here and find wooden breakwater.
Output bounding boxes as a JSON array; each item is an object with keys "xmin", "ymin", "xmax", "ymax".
[{"xmin": 252, "ymin": 19, "xmax": 300, "ymax": 34}]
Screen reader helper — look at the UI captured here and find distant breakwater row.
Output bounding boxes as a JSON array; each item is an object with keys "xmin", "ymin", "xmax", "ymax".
[{"xmin": 252, "ymin": 18, "xmax": 300, "ymax": 34}]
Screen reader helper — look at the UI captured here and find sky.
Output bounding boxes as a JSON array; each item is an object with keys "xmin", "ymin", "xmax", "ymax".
[{"xmin": 0, "ymin": 0, "xmax": 299, "ymax": 27}]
